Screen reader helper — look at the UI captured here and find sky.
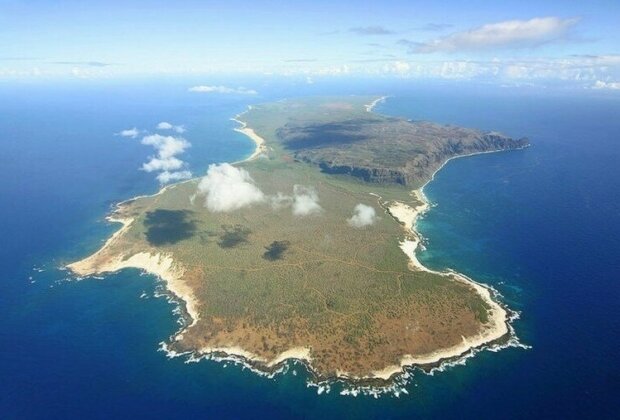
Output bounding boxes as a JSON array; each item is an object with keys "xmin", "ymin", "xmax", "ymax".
[{"xmin": 1, "ymin": 0, "xmax": 620, "ymax": 89}]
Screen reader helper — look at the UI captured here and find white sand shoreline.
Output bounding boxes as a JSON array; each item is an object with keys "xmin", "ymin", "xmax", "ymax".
[
  {"xmin": 365, "ymin": 95, "xmax": 389, "ymax": 112},
  {"xmin": 373, "ymin": 147, "xmax": 530, "ymax": 380},
  {"xmin": 231, "ymin": 107, "xmax": 267, "ymax": 163},
  {"xmin": 69, "ymin": 251, "xmax": 200, "ymax": 328},
  {"xmin": 375, "ymin": 194, "xmax": 509, "ymax": 380},
  {"xmin": 192, "ymin": 345, "xmax": 313, "ymax": 368}
]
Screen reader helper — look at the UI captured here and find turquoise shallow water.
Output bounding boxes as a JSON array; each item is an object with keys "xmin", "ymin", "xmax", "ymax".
[{"xmin": 1, "ymin": 79, "xmax": 618, "ymax": 418}]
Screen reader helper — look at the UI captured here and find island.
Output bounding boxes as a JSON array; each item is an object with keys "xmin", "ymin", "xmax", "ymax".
[{"xmin": 68, "ymin": 96, "xmax": 528, "ymax": 384}]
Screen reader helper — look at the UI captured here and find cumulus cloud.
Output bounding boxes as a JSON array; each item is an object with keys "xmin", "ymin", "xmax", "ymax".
[
  {"xmin": 142, "ymin": 156, "xmax": 185, "ymax": 172},
  {"xmin": 188, "ymin": 85, "xmax": 258, "ymax": 95},
  {"xmin": 117, "ymin": 127, "xmax": 140, "ymax": 138},
  {"xmin": 156, "ymin": 170, "xmax": 192, "ymax": 184},
  {"xmin": 156, "ymin": 121, "xmax": 186, "ymax": 133},
  {"xmin": 405, "ymin": 17, "xmax": 579, "ymax": 53},
  {"xmin": 139, "ymin": 134, "xmax": 192, "ymax": 183},
  {"xmin": 349, "ymin": 26, "xmax": 393, "ymax": 36},
  {"xmin": 194, "ymin": 167, "xmax": 322, "ymax": 215},
  {"xmin": 268, "ymin": 186, "xmax": 323, "ymax": 216},
  {"xmin": 270, "ymin": 192, "xmax": 294, "ymax": 210},
  {"xmin": 234, "ymin": 52, "xmax": 620, "ymax": 88},
  {"xmin": 291, "ymin": 185, "xmax": 322, "ymax": 216},
  {"xmin": 592, "ymin": 80, "xmax": 620, "ymax": 90},
  {"xmin": 383, "ymin": 60, "xmax": 411, "ymax": 75},
  {"xmin": 197, "ymin": 163, "xmax": 265, "ymax": 212},
  {"xmin": 141, "ymin": 134, "xmax": 190, "ymax": 159},
  {"xmin": 347, "ymin": 204, "xmax": 378, "ymax": 228},
  {"xmin": 368, "ymin": 53, "xmax": 620, "ymax": 87},
  {"xmin": 115, "ymin": 125, "xmax": 194, "ymax": 184},
  {"xmin": 156, "ymin": 121, "xmax": 173, "ymax": 130}
]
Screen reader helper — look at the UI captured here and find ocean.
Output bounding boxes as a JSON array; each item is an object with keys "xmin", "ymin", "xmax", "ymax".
[{"xmin": 1, "ymin": 78, "xmax": 618, "ymax": 419}]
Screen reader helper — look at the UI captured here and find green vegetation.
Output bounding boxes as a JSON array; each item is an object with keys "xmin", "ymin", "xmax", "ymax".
[{"xmin": 76, "ymin": 96, "xmax": 513, "ymax": 379}]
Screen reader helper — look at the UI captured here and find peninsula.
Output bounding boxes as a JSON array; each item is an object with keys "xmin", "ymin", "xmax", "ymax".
[{"xmin": 68, "ymin": 96, "xmax": 528, "ymax": 384}]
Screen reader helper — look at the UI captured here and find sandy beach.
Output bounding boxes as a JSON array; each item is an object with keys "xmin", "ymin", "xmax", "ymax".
[
  {"xmin": 231, "ymin": 112, "xmax": 267, "ymax": 162},
  {"xmin": 365, "ymin": 96, "xmax": 388, "ymax": 112},
  {"xmin": 66, "ymin": 215, "xmax": 135, "ymax": 272},
  {"xmin": 68, "ymin": 249, "xmax": 200, "ymax": 329}
]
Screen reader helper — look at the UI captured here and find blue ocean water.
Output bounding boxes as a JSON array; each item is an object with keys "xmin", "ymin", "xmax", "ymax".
[{"xmin": 1, "ymin": 79, "xmax": 618, "ymax": 419}]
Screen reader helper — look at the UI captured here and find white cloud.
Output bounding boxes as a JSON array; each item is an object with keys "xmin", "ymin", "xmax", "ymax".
[
  {"xmin": 347, "ymin": 204, "xmax": 378, "ymax": 228},
  {"xmin": 139, "ymin": 133, "xmax": 192, "ymax": 182},
  {"xmin": 268, "ymin": 186, "xmax": 322, "ymax": 216},
  {"xmin": 156, "ymin": 170, "xmax": 192, "ymax": 184},
  {"xmin": 156, "ymin": 121, "xmax": 186, "ymax": 133},
  {"xmin": 313, "ymin": 65, "xmax": 351, "ymax": 76},
  {"xmin": 116, "ymin": 127, "xmax": 194, "ymax": 184},
  {"xmin": 270, "ymin": 192, "xmax": 294, "ymax": 210},
  {"xmin": 292, "ymin": 185, "xmax": 322, "ymax": 216},
  {"xmin": 353, "ymin": 54, "xmax": 620, "ymax": 87},
  {"xmin": 250, "ymin": 53, "xmax": 620, "ymax": 88},
  {"xmin": 157, "ymin": 121, "xmax": 174, "ymax": 130},
  {"xmin": 592, "ymin": 80, "xmax": 620, "ymax": 90},
  {"xmin": 197, "ymin": 163, "xmax": 265, "ymax": 212},
  {"xmin": 389, "ymin": 61, "xmax": 411, "ymax": 75},
  {"xmin": 188, "ymin": 85, "xmax": 258, "ymax": 95},
  {"xmin": 142, "ymin": 156, "xmax": 185, "ymax": 172},
  {"xmin": 117, "ymin": 127, "xmax": 140, "ymax": 138},
  {"xmin": 141, "ymin": 134, "xmax": 191, "ymax": 159},
  {"xmin": 157, "ymin": 121, "xmax": 173, "ymax": 130},
  {"xmin": 409, "ymin": 17, "xmax": 579, "ymax": 53}
]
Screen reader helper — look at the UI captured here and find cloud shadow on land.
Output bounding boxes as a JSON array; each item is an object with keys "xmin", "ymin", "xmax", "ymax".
[
  {"xmin": 276, "ymin": 119, "xmax": 373, "ymax": 150},
  {"xmin": 217, "ymin": 224, "xmax": 251, "ymax": 248},
  {"xmin": 144, "ymin": 209, "xmax": 197, "ymax": 245},
  {"xmin": 263, "ymin": 240, "xmax": 291, "ymax": 261}
]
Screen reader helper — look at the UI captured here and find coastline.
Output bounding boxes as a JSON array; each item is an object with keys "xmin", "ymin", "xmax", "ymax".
[
  {"xmin": 365, "ymin": 95, "xmax": 388, "ymax": 113},
  {"xmin": 65, "ymin": 106, "xmax": 268, "ymax": 344},
  {"xmin": 231, "ymin": 109, "xmax": 267, "ymax": 163},
  {"xmin": 66, "ymin": 215, "xmax": 135, "ymax": 272},
  {"xmin": 382, "ymin": 194, "xmax": 509, "ymax": 380},
  {"xmin": 191, "ymin": 345, "xmax": 313, "ymax": 369},
  {"xmin": 375, "ymin": 146, "xmax": 532, "ymax": 380},
  {"xmin": 67, "ymin": 97, "xmax": 522, "ymax": 388}
]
